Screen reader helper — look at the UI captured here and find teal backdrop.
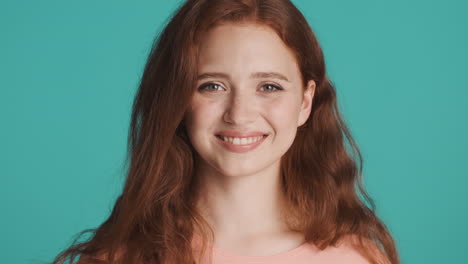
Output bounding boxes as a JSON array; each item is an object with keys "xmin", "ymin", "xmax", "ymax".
[{"xmin": 1, "ymin": 0, "xmax": 467, "ymax": 263}]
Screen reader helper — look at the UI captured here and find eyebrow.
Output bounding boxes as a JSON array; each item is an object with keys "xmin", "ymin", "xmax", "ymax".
[{"xmin": 197, "ymin": 71, "xmax": 290, "ymax": 82}]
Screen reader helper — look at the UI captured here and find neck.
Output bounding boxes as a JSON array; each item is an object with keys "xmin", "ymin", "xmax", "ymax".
[{"xmin": 193, "ymin": 158, "xmax": 290, "ymax": 241}]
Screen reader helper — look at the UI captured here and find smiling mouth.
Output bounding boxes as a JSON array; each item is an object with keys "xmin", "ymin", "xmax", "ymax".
[{"xmin": 215, "ymin": 134, "xmax": 268, "ymax": 145}]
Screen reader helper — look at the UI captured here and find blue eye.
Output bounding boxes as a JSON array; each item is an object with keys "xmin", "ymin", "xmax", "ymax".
[
  {"xmin": 198, "ymin": 83, "xmax": 224, "ymax": 92},
  {"xmin": 261, "ymin": 83, "xmax": 283, "ymax": 92}
]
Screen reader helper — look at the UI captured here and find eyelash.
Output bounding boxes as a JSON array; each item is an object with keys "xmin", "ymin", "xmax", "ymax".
[{"xmin": 198, "ymin": 83, "xmax": 283, "ymax": 93}]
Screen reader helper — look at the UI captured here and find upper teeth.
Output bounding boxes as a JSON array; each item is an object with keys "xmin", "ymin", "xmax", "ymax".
[{"xmin": 220, "ymin": 135, "xmax": 264, "ymax": 145}]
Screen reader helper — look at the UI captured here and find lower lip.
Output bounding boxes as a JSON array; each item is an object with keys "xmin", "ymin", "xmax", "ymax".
[{"xmin": 215, "ymin": 135, "xmax": 268, "ymax": 153}]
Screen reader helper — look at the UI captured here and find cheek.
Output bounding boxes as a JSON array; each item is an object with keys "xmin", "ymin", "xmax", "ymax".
[
  {"xmin": 265, "ymin": 97, "xmax": 301, "ymax": 127},
  {"xmin": 185, "ymin": 98, "xmax": 221, "ymax": 134}
]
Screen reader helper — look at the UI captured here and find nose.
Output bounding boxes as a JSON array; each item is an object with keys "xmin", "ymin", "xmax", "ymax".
[{"xmin": 223, "ymin": 91, "xmax": 258, "ymax": 125}]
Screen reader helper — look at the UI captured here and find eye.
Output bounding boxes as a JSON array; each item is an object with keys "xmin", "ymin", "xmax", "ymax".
[
  {"xmin": 198, "ymin": 83, "xmax": 225, "ymax": 92},
  {"xmin": 260, "ymin": 83, "xmax": 283, "ymax": 92}
]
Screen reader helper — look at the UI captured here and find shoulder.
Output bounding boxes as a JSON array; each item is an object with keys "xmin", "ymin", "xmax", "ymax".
[
  {"xmin": 331, "ymin": 235, "xmax": 391, "ymax": 264},
  {"xmin": 76, "ymin": 247, "xmax": 125, "ymax": 264},
  {"xmin": 301, "ymin": 235, "xmax": 390, "ymax": 264}
]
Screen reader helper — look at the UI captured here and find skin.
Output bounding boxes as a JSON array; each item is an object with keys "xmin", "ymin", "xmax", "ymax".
[{"xmin": 184, "ymin": 23, "xmax": 316, "ymax": 256}]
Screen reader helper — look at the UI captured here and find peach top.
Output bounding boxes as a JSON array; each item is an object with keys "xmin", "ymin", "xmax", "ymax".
[{"xmin": 192, "ymin": 235, "xmax": 372, "ymax": 264}]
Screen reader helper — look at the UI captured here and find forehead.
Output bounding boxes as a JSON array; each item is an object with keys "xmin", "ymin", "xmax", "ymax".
[{"xmin": 197, "ymin": 23, "xmax": 300, "ymax": 79}]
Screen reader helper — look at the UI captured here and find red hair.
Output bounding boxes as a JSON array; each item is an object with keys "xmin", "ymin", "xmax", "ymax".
[{"xmin": 49, "ymin": 0, "xmax": 400, "ymax": 263}]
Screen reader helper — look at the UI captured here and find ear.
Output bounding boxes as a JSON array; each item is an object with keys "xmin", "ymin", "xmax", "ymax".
[{"xmin": 297, "ymin": 79, "xmax": 316, "ymax": 127}]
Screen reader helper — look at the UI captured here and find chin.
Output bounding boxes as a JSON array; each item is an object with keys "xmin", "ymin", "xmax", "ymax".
[{"xmin": 215, "ymin": 160, "xmax": 275, "ymax": 178}]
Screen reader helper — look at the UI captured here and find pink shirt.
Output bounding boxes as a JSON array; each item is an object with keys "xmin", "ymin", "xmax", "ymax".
[{"xmin": 192, "ymin": 235, "xmax": 372, "ymax": 264}]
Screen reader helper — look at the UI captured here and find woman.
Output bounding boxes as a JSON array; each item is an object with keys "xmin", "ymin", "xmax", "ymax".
[{"xmin": 50, "ymin": 0, "xmax": 400, "ymax": 263}]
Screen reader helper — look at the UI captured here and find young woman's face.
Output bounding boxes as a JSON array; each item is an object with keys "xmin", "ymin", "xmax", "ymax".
[{"xmin": 184, "ymin": 23, "xmax": 315, "ymax": 178}]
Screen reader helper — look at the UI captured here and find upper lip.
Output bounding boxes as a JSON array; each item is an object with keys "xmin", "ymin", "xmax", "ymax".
[{"xmin": 216, "ymin": 131, "xmax": 268, "ymax": 138}]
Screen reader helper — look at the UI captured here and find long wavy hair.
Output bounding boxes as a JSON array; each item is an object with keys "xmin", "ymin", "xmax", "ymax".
[{"xmin": 48, "ymin": 0, "xmax": 400, "ymax": 263}]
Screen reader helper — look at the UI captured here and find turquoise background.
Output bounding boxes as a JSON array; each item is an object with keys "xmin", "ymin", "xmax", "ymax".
[{"xmin": 1, "ymin": 0, "xmax": 467, "ymax": 263}]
